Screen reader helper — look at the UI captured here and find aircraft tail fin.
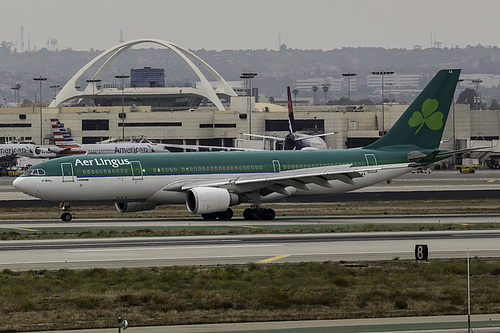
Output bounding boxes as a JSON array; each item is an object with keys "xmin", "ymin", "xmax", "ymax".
[
  {"xmin": 364, "ymin": 69, "xmax": 461, "ymax": 150},
  {"xmin": 51, "ymin": 119, "xmax": 81, "ymax": 148},
  {"xmin": 287, "ymin": 86, "xmax": 296, "ymax": 134}
]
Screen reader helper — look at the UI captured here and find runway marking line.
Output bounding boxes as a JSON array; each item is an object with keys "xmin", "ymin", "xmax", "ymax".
[
  {"xmin": 226, "ymin": 225, "xmax": 262, "ymax": 229},
  {"xmin": 3, "ymin": 227, "xmax": 39, "ymax": 232},
  {"xmin": 258, "ymin": 255, "xmax": 290, "ymax": 263}
]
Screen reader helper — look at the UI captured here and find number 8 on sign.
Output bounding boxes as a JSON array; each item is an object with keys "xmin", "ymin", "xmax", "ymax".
[{"xmin": 415, "ymin": 244, "xmax": 429, "ymax": 261}]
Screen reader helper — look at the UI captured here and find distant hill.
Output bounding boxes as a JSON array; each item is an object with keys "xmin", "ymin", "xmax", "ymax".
[{"xmin": 1, "ymin": 43, "xmax": 500, "ymax": 106}]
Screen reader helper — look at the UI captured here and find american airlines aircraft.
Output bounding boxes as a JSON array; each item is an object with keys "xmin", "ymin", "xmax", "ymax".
[
  {"xmin": 15, "ymin": 70, "xmax": 461, "ymax": 221},
  {"xmin": 47, "ymin": 119, "xmax": 171, "ymax": 155},
  {"xmin": 0, "ymin": 143, "xmax": 55, "ymax": 164}
]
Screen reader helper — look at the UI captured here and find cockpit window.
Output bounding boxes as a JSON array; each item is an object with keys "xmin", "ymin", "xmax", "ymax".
[{"xmin": 24, "ymin": 169, "xmax": 46, "ymax": 176}]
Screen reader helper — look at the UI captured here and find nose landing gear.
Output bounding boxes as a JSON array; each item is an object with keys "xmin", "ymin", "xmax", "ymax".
[{"xmin": 59, "ymin": 201, "xmax": 72, "ymax": 221}]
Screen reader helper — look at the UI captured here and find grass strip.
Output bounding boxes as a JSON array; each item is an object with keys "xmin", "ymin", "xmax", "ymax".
[
  {"xmin": 1, "ymin": 260, "xmax": 500, "ymax": 331},
  {"xmin": 0, "ymin": 223, "xmax": 500, "ymax": 240},
  {"xmin": 1, "ymin": 222, "xmax": 500, "ymax": 240}
]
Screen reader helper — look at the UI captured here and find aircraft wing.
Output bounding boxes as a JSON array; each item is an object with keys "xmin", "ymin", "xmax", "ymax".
[
  {"xmin": 161, "ymin": 143, "xmax": 260, "ymax": 151},
  {"xmin": 240, "ymin": 133, "xmax": 285, "ymax": 141},
  {"xmin": 164, "ymin": 163, "xmax": 410, "ymax": 197},
  {"xmin": 291, "ymin": 131, "xmax": 338, "ymax": 142},
  {"xmin": 435, "ymin": 146, "xmax": 494, "ymax": 157}
]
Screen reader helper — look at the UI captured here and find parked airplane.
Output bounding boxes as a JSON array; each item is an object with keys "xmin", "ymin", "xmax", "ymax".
[
  {"xmin": 14, "ymin": 69, "xmax": 461, "ymax": 221},
  {"xmin": 163, "ymin": 87, "xmax": 335, "ymax": 152},
  {"xmin": 242, "ymin": 86, "xmax": 336, "ymax": 150},
  {"xmin": 47, "ymin": 119, "xmax": 171, "ymax": 155},
  {"xmin": 0, "ymin": 143, "xmax": 55, "ymax": 164}
]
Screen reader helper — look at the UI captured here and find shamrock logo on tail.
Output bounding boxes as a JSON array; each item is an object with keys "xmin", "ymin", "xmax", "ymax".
[{"xmin": 408, "ymin": 99, "xmax": 443, "ymax": 134}]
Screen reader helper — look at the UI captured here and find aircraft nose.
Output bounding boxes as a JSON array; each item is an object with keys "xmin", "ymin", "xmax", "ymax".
[{"xmin": 13, "ymin": 177, "xmax": 32, "ymax": 194}]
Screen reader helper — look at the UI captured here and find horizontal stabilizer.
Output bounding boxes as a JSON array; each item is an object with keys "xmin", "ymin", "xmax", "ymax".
[{"xmin": 435, "ymin": 146, "xmax": 493, "ymax": 157}]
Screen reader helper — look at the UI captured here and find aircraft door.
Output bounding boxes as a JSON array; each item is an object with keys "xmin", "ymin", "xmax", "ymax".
[
  {"xmin": 61, "ymin": 163, "xmax": 74, "ymax": 182},
  {"xmin": 272, "ymin": 160, "xmax": 281, "ymax": 173},
  {"xmin": 131, "ymin": 161, "xmax": 143, "ymax": 180},
  {"xmin": 364, "ymin": 154, "xmax": 377, "ymax": 166}
]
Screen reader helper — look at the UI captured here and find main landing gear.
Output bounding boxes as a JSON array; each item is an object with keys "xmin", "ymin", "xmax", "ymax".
[
  {"xmin": 201, "ymin": 206, "xmax": 276, "ymax": 220},
  {"xmin": 243, "ymin": 206, "xmax": 275, "ymax": 220},
  {"xmin": 59, "ymin": 201, "xmax": 72, "ymax": 222}
]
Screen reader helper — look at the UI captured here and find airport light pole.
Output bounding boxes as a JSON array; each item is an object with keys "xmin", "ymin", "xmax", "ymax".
[
  {"xmin": 115, "ymin": 74, "xmax": 130, "ymax": 141},
  {"xmin": 322, "ymin": 84, "xmax": 330, "ymax": 105},
  {"xmin": 451, "ymin": 79, "xmax": 463, "ymax": 167},
  {"xmin": 312, "ymin": 85, "xmax": 318, "ymax": 105},
  {"xmin": 11, "ymin": 84, "xmax": 21, "ymax": 107},
  {"xmin": 371, "ymin": 71, "xmax": 394, "ymax": 135},
  {"xmin": 467, "ymin": 249, "xmax": 471, "ymax": 333},
  {"xmin": 472, "ymin": 79, "xmax": 482, "ymax": 110},
  {"xmin": 86, "ymin": 79, "xmax": 101, "ymax": 106},
  {"xmin": 33, "ymin": 76, "xmax": 47, "ymax": 144},
  {"xmin": 240, "ymin": 72, "xmax": 258, "ymax": 136},
  {"xmin": 342, "ymin": 72, "xmax": 357, "ymax": 102}
]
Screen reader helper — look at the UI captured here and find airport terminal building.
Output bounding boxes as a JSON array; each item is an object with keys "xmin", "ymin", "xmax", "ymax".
[
  {"xmin": 1, "ymin": 101, "xmax": 497, "ymax": 166},
  {"xmin": 1, "ymin": 38, "xmax": 499, "ymax": 168}
]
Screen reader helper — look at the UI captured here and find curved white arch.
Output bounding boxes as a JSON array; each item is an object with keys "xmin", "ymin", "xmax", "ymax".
[{"xmin": 49, "ymin": 38, "xmax": 237, "ymax": 111}]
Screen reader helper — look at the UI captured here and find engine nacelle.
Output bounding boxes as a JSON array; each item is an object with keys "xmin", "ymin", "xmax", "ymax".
[
  {"xmin": 115, "ymin": 202, "xmax": 156, "ymax": 213},
  {"xmin": 186, "ymin": 187, "xmax": 239, "ymax": 214}
]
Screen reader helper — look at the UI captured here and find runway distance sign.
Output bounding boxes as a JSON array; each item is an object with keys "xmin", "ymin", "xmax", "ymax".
[{"xmin": 415, "ymin": 244, "xmax": 429, "ymax": 261}]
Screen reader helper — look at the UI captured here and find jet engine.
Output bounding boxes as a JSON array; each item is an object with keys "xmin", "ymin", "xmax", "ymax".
[
  {"xmin": 186, "ymin": 187, "xmax": 239, "ymax": 214},
  {"xmin": 115, "ymin": 202, "xmax": 156, "ymax": 212}
]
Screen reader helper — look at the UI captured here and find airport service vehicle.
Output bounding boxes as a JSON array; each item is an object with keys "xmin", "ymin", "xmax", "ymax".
[{"xmin": 14, "ymin": 69, "xmax": 461, "ymax": 221}]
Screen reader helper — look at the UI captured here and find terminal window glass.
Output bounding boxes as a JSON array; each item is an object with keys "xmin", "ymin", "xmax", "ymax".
[
  {"xmin": 0, "ymin": 123, "xmax": 32, "ymax": 128},
  {"xmin": 83, "ymin": 137, "xmax": 110, "ymax": 144},
  {"xmin": 82, "ymin": 119, "xmax": 109, "ymax": 131},
  {"xmin": 119, "ymin": 122, "xmax": 182, "ymax": 127},
  {"xmin": 214, "ymin": 124, "xmax": 236, "ymax": 128},
  {"xmin": 265, "ymin": 119, "xmax": 324, "ymax": 132}
]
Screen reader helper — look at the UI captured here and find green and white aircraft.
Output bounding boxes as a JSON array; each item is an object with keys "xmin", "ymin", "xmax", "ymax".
[{"xmin": 14, "ymin": 69, "xmax": 461, "ymax": 221}]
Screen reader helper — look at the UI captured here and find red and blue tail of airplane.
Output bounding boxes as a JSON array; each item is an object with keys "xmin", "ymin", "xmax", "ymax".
[{"xmin": 51, "ymin": 119, "xmax": 81, "ymax": 149}]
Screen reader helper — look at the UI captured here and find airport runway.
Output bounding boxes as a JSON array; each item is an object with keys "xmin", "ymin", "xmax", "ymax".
[
  {"xmin": 1, "ymin": 170, "xmax": 500, "ymax": 271},
  {"xmin": 1, "ymin": 229, "xmax": 500, "ymax": 271},
  {"xmin": 2, "ymin": 213, "xmax": 500, "ymax": 227}
]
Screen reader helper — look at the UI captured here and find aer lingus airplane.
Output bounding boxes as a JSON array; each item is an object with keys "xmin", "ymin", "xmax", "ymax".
[{"xmin": 14, "ymin": 69, "xmax": 461, "ymax": 221}]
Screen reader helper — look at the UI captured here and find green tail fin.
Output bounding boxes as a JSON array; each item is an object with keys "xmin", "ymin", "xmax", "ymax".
[{"xmin": 364, "ymin": 69, "xmax": 461, "ymax": 150}]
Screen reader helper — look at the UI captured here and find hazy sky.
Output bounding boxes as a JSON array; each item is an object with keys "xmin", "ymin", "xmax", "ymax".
[{"xmin": 2, "ymin": 0, "xmax": 499, "ymax": 51}]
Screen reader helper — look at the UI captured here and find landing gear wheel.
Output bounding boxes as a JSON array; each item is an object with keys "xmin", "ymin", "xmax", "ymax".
[
  {"xmin": 217, "ymin": 208, "xmax": 233, "ymax": 220},
  {"xmin": 243, "ymin": 208, "xmax": 260, "ymax": 220},
  {"xmin": 59, "ymin": 201, "xmax": 72, "ymax": 222},
  {"xmin": 260, "ymin": 208, "xmax": 276, "ymax": 220}
]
